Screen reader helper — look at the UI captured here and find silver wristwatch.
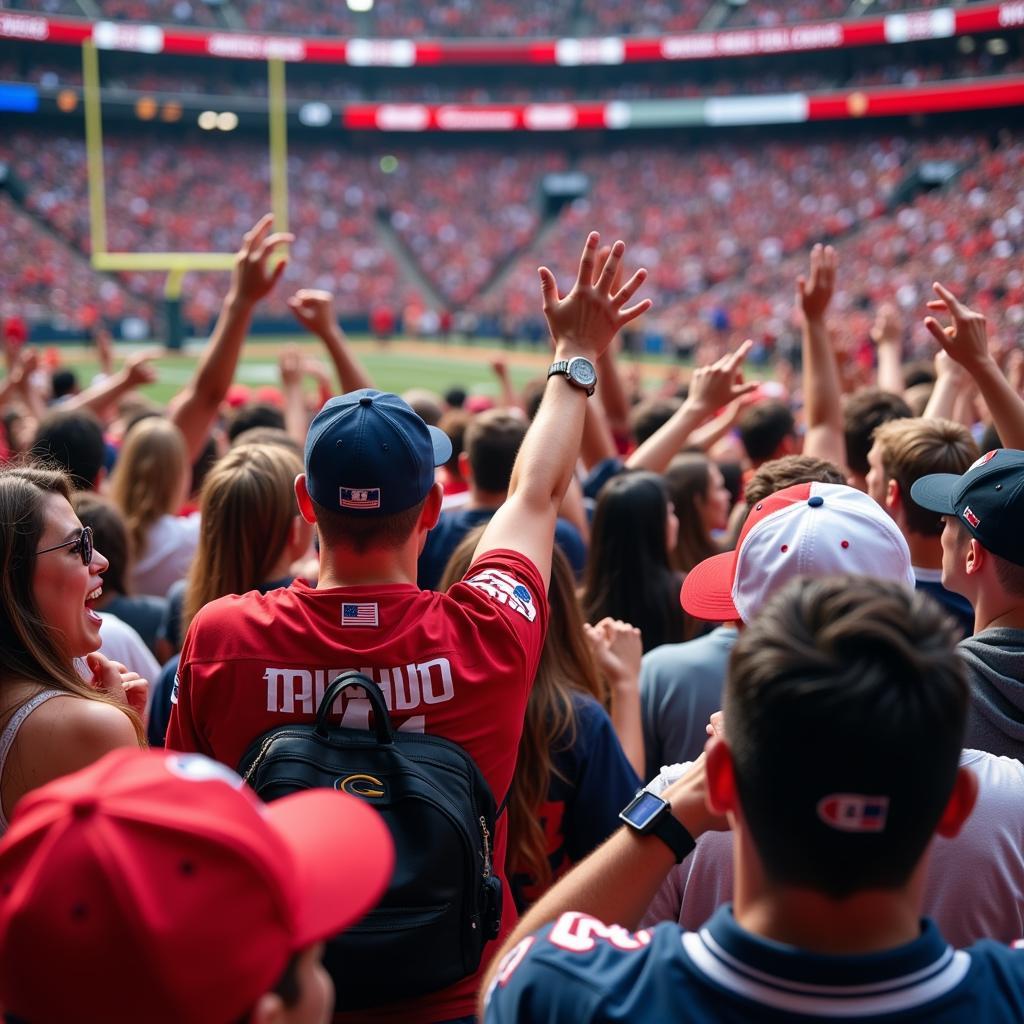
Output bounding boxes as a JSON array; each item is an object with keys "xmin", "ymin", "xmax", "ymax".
[{"xmin": 547, "ymin": 357, "xmax": 598, "ymax": 397}]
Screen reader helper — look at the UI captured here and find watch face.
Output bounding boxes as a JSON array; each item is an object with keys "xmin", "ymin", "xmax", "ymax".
[
  {"xmin": 619, "ymin": 790, "xmax": 666, "ymax": 830},
  {"xmin": 568, "ymin": 358, "xmax": 597, "ymax": 388}
]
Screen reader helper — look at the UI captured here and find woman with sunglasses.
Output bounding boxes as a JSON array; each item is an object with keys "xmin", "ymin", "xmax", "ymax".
[{"xmin": 0, "ymin": 466, "xmax": 147, "ymax": 836}]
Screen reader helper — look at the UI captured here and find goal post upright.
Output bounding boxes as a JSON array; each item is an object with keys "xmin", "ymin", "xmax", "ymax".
[{"xmin": 81, "ymin": 40, "xmax": 289, "ymax": 349}]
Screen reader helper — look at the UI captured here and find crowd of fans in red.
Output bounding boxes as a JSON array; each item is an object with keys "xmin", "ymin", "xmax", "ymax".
[
  {"xmin": 4, "ymin": 128, "xmax": 1024, "ymax": 348},
  {"xmin": 2, "ymin": 0, "xmax": 992, "ymax": 34}
]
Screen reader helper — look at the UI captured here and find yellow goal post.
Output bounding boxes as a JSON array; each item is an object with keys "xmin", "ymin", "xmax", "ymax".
[{"xmin": 81, "ymin": 40, "xmax": 290, "ymax": 342}]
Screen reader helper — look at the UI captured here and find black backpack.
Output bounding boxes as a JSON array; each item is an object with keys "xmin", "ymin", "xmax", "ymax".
[{"xmin": 238, "ymin": 671, "xmax": 505, "ymax": 1010}]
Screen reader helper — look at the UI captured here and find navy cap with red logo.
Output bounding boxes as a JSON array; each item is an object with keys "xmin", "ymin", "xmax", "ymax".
[
  {"xmin": 304, "ymin": 389, "xmax": 452, "ymax": 516},
  {"xmin": 911, "ymin": 448, "xmax": 1024, "ymax": 567}
]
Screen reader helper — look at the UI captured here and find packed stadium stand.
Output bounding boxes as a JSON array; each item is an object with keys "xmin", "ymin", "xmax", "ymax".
[
  {"xmin": 1, "ymin": 0, "xmax": 1023, "ymax": 343},
  {"xmin": 0, "ymin": 0, "xmax": 996, "ymax": 33}
]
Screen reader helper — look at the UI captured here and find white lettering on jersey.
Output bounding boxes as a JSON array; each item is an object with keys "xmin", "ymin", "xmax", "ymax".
[
  {"xmin": 465, "ymin": 569, "xmax": 537, "ymax": 622},
  {"xmin": 483, "ymin": 935, "xmax": 537, "ymax": 1009},
  {"xmin": 548, "ymin": 912, "xmax": 652, "ymax": 954},
  {"xmin": 263, "ymin": 657, "xmax": 454, "ymax": 726}
]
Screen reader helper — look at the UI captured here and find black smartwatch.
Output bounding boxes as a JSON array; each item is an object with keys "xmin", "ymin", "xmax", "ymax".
[
  {"xmin": 547, "ymin": 356, "xmax": 598, "ymax": 397},
  {"xmin": 619, "ymin": 789, "xmax": 696, "ymax": 864}
]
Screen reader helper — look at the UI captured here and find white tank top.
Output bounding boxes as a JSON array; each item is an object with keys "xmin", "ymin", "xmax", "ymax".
[{"xmin": 0, "ymin": 689, "xmax": 65, "ymax": 835}]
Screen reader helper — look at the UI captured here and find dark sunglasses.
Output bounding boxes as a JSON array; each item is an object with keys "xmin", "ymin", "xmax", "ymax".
[{"xmin": 36, "ymin": 526, "xmax": 94, "ymax": 567}]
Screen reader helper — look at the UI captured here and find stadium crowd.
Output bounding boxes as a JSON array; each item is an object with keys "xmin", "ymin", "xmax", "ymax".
[
  {"xmin": 5, "ymin": 126, "xmax": 1024, "ymax": 343},
  {"xmin": 3, "ymin": 0, "xmax": 989, "ymax": 33},
  {"xmin": 1, "ymin": 122, "xmax": 1024, "ymax": 1020}
]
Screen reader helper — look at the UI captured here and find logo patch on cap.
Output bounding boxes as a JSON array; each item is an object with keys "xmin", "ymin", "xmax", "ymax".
[
  {"xmin": 817, "ymin": 794, "xmax": 889, "ymax": 833},
  {"xmin": 969, "ymin": 450, "xmax": 999, "ymax": 471},
  {"xmin": 340, "ymin": 487, "xmax": 381, "ymax": 510},
  {"xmin": 963, "ymin": 506, "xmax": 981, "ymax": 529}
]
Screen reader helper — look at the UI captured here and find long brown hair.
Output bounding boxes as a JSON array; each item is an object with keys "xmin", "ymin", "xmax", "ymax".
[
  {"xmin": 440, "ymin": 530, "xmax": 605, "ymax": 890},
  {"xmin": 109, "ymin": 418, "xmax": 189, "ymax": 561},
  {"xmin": 0, "ymin": 465, "xmax": 145, "ymax": 743},
  {"xmin": 183, "ymin": 443, "xmax": 302, "ymax": 633},
  {"xmin": 663, "ymin": 453, "xmax": 718, "ymax": 573}
]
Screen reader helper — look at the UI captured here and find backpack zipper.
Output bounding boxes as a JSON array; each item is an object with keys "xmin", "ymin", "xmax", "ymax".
[{"xmin": 479, "ymin": 816, "xmax": 491, "ymax": 878}]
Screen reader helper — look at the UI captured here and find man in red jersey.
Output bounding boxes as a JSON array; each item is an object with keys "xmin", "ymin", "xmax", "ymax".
[{"xmin": 166, "ymin": 233, "xmax": 655, "ymax": 1023}]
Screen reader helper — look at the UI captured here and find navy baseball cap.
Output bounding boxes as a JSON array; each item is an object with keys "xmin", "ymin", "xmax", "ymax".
[
  {"xmin": 911, "ymin": 448, "xmax": 1024, "ymax": 567},
  {"xmin": 304, "ymin": 389, "xmax": 452, "ymax": 515}
]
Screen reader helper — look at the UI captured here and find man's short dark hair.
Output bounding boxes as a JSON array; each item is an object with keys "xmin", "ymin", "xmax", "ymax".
[
  {"xmin": 313, "ymin": 498, "xmax": 426, "ymax": 555},
  {"xmin": 50, "ymin": 368, "xmax": 78, "ymax": 400},
  {"xmin": 737, "ymin": 400, "xmax": 796, "ymax": 464},
  {"xmin": 843, "ymin": 388, "xmax": 912, "ymax": 478},
  {"xmin": 227, "ymin": 403, "xmax": 286, "ymax": 444},
  {"xmin": 873, "ymin": 418, "xmax": 979, "ymax": 537},
  {"xmin": 951, "ymin": 517, "xmax": 1024, "ymax": 597},
  {"xmin": 630, "ymin": 397, "xmax": 682, "ymax": 446},
  {"xmin": 465, "ymin": 411, "xmax": 525, "ymax": 494},
  {"xmin": 31, "ymin": 409, "xmax": 106, "ymax": 490},
  {"xmin": 743, "ymin": 454, "xmax": 846, "ymax": 509},
  {"xmin": 725, "ymin": 575, "xmax": 966, "ymax": 899},
  {"xmin": 438, "ymin": 409, "xmax": 470, "ymax": 477}
]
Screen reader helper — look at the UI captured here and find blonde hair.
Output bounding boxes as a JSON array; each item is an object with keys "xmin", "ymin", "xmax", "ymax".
[
  {"xmin": 0, "ymin": 465, "xmax": 145, "ymax": 744},
  {"xmin": 110, "ymin": 418, "xmax": 190, "ymax": 561},
  {"xmin": 440, "ymin": 529, "xmax": 606, "ymax": 894},
  {"xmin": 183, "ymin": 444, "xmax": 302, "ymax": 632},
  {"xmin": 873, "ymin": 417, "xmax": 979, "ymax": 536}
]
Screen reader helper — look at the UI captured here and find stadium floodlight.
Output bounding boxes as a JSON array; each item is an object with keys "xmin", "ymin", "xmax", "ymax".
[
  {"xmin": 299, "ymin": 102, "xmax": 332, "ymax": 127},
  {"xmin": 197, "ymin": 109, "xmax": 218, "ymax": 129},
  {"xmin": 216, "ymin": 111, "xmax": 239, "ymax": 131},
  {"xmin": 347, "ymin": 0, "xmax": 374, "ymax": 10}
]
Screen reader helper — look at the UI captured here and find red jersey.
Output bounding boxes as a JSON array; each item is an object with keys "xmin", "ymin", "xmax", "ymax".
[{"xmin": 166, "ymin": 548, "xmax": 548, "ymax": 1024}]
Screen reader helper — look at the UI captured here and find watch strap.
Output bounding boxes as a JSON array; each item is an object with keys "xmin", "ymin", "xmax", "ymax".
[
  {"xmin": 547, "ymin": 360, "xmax": 569, "ymax": 379},
  {"xmin": 649, "ymin": 812, "xmax": 696, "ymax": 864}
]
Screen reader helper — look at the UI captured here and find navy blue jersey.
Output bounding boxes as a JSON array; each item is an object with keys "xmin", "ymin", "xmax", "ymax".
[
  {"xmin": 484, "ymin": 905, "xmax": 1024, "ymax": 1022},
  {"xmin": 511, "ymin": 693, "xmax": 640, "ymax": 910}
]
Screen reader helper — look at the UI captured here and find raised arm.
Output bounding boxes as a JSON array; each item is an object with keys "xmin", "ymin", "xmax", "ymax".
[
  {"xmin": 798, "ymin": 244, "xmax": 846, "ymax": 468},
  {"xmin": 925, "ymin": 282, "xmax": 1024, "ymax": 450},
  {"xmin": 626, "ymin": 340, "xmax": 757, "ymax": 474},
  {"xmin": 63, "ymin": 350, "xmax": 159, "ymax": 418},
  {"xmin": 287, "ymin": 288, "xmax": 373, "ymax": 395},
  {"xmin": 473, "ymin": 233, "xmax": 651, "ymax": 586},
  {"xmin": 870, "ymin": 302, "xmax": 905, "ymax": 395},
  {"xmin": 277, "ymin": 345, "xmax": 309, "ymax": 445},
  {"xmin": 479, "ymin": 750, "xmax": 726, "ymax": 1016},
  {"xmin": 170, "ymin": 215, "xmax": 293, "ymax": 461}
]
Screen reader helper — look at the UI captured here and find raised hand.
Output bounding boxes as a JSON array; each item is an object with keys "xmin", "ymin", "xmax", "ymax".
[
  {"xmin": 797, "ymin": 243, "xmax": 837, "ymax": 323},
  {"xmin": 287, "ymin": 288, "xmax": 339, "ymax": 339},
  {"xmin": 278, "ymin": 345, "xmax": 304, "ymax": 389},
  {"xmin": 925, "ymin": 282, "xmax": 992, "ymax": 372},
  {"xmin": 686, "ymin": 339, "xmax": 759, "ymax": 415},
  {"xmin": 870, "ymin": 302, "xmax": 902, "ymax": 348},
  {"xmin": 538, "ymin": 232, "xmax": 651, "ymax": 360},
  {"xmin": 584, "ymin": 618, "xmax": 642, "ymax": 686},
  {"xmin": 231, "ymin": 214, "xmax": 294, "ymax": 307},
  {"xmin": 123, "ymin": 350, "xmax": 159, "ymax": 387}
]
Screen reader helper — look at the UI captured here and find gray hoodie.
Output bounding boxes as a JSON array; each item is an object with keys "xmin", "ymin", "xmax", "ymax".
[{"xmin": 959, "ymin": 628, "xmax": 1024, "ymax": 759}]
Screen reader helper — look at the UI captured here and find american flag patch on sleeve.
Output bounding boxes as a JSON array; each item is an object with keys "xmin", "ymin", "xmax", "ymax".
[
  {"xmin": 340, "ymin": 487, "xmax": 381, "ymax": 510},
  {"xmin": 342, "ymin": 602, "xmax": 379, "ymax": 627}
]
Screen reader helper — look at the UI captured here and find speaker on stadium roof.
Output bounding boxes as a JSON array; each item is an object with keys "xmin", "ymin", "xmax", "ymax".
[
  {"xmin": 539, "ymin": 172, "xmax": 590, "ymax": 218},
  {"xmin": 0, "ymin": 163, "xmax": 27, "ymax": 206}
]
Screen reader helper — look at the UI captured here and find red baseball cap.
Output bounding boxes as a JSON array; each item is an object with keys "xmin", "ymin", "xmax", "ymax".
[
  {"xmin": 0, "ymin": 748, "xmax": 394, "ymax": 1024},
  {"xmin": 681, "ymin": 481, "xmax": 914, "ymax": 623}
]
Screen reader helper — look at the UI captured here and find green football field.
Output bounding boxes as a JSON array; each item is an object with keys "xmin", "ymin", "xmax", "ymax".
[{"xmin": 31, "ymin": 335, "xmax": 691, "ymax": 406}]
